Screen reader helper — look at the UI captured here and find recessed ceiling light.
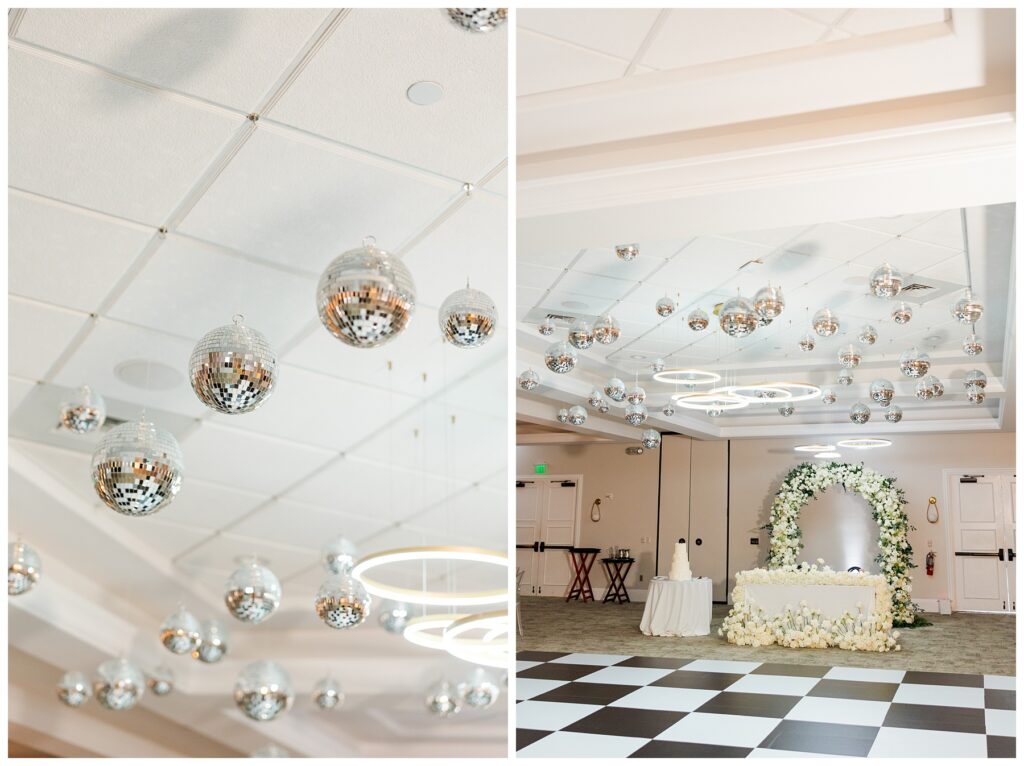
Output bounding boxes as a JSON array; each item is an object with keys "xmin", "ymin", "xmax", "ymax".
[
  {"xmin": 406, "ymin": 81, "xmax": 444, "ymax": 106},
  {"xmin": 114, "ymin": 360, "xmax": 183, "ymax": 391},
  {"xmin": 814, "ymin": 451, "xmax": 842, "ymax": 458},
  {"xmin": 836, "ymin": 438, "xmax": 892, "ymax": 449},
  {"xmin": 794, "ymin": 444, "xmax": 834, "ymax": 452}
]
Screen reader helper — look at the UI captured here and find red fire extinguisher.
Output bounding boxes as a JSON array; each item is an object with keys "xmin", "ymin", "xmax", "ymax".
[{"xmin": 926, "ymin": 550, "xmax": 936, "ymax": 576}]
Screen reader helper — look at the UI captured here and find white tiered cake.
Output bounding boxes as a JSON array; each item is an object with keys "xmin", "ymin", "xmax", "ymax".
[{"xmin": 669, "ymin": 538, "xmax": 692, "ymax": 581}]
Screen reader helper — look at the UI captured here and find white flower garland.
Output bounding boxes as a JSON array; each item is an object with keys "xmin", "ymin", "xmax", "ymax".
[{"xmin": 764, "ymin": 461, "xmax": 915, "ymax": 625}]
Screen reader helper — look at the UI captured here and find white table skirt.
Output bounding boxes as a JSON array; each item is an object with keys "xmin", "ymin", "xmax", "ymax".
[
  {"xmin": 744, "ymin": 583, "xmax": 877, "ymax": 620},
  {"xmin": 639, "ymin": 578, "xmax": 713, "ymax": 637}
]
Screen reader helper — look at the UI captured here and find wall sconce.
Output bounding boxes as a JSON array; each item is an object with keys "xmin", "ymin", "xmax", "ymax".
[{"xmin": 926, "ymin": 497, "xmax": 939, "ymax": 524}]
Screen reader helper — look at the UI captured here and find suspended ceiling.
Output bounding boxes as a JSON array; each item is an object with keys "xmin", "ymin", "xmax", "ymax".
[{"xmin": 8, "ymin": 8, "xmax": 507, "ymax": 758}]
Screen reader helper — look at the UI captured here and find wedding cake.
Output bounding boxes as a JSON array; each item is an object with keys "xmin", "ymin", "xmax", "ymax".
[{"xmin": 669, "ymin": 538, "xmax": 692, "ymax": 581}]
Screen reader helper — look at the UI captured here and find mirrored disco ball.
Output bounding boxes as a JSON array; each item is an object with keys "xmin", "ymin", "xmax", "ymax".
[
  {"xmin": 967, "ymin": 386, "xmax": 986, "ymax": 405},
  {"xmin": 456, "ymin": 669, "xmax": 500, "ymax": 710},
  {"xmin": 870, "ymin": 379, "xmax": 895, "ymax": 406},
  {"xmin": 235, "ymin": 661, "xmax": 293, "ymax": 722},
  {"xmin": 518, "ymin": 369, "xmax": 540, "ymax": 391},
  {"xmin": 858, "ymin": 325, "xmax": 878, "ymax": 345},
  {"xmin": 425, "ymin": 680, "xmax": 461, "ymax": 718},
  {"xmin": 604, "ymin": 378, "xmax": 626, "ymax": 402},
  {"xmin": 92, "ymin": 420, "xmax": 183, "ymax": 517},
  {"xmin": 59, "ymin": 385, "xmax": 106, "ymax": 433},
  {"xmin": 8, "ymin": 541, "xmax": 41, "ymax": 596},
  {"xmin": 250, "ymin": 746, "xmax": 290, "ymax": 758},
  {"xmin": 625, "ymin": 403, "xmax": 648, "ymax": 426},
  {"xmin": 616, "ymin": 244, "xmax": 639, "ymax": 262},
  {"xmin": 224, "ymin": 561, "xmax": 282, "ymax": 624},
  {"xmin": 964, "ymin": 370, "xmax": 987, "ymax": 389},
  {"xmin": 798, "ymin": 333, "xmax": 815, "ymax": 352},
  {"xmin": 626, "ymin": 386, "xmax": 646, "ymax": 404},
  {"xmin": 891, "ymin": 302, "xmax": 912, "ymax": 325},
  {"xmin": 821, "ymin": 388, "xmax": 837, "ymax": 405},
  {"xmin": 756, "ymin": 313, "xmax": 773, "ymax": 328},
  {"xmin": 778, "ymin": 404, "xmax": 794, "ymax": 417},
  {"xmin": 963, "ymin": 333, "xmax": 984, "ymax": 356},
  {"xmin": 587, "ymin": 389, "xmax": 603, "ymax": 408},
  {"xmin": 687, "ymin": 308, "xmax": 709, "ymax": 331},
  {"xmin": 719, "ymin": 295, "xmax": 758, "ymax": 337},
  {"xmin": 662, "ymin": 403, "xmax": 676, "ymax": 417},
  {"xmin": 313, "ymin": 677, "xmax": 344, "ymax": 711},
  {"xmin": 556, "ymin": 408, "xmax": 569, "ymax": 424},
  {"xmin": 868, "ymin": 262, "xmax": 904, "ymax": 298},
  {"xmin": 544, "ymin": 341, "xmax": 577, "ymax": 374},
  {"xmin": 885, "ymin": 405, "xmax": 903, "ymax": 423},
  {"xmin": 951, "ymin": 289, "xmax": 984, "ymax": 324},
  {"xmin": 916, "ymin": 374, "xmax": 944, "ymax": 400},
  {"xmin": 538, "ymin": 319, "xmax": 554, "ymax": 336},
  {"xmin": 94, "ymin": 658, "xmax": 145, "ymax": 711},
  {"xmin": 160, "ymin": 606, "xmax": 201, "ymax": 655},
  {"xmin": 707, "ymin": 408, "xmax": 723, "ymax": 418},
  {"xmin": 566, "ymin": 405, "xmax": 587, "ymax": 426},
  {"xmin": 378, "ymin": 602, "xmax": 409, "ymax": 634},
  {"xmin": 837, "ymin": 369, "xmax": 853, "ymax": 386},
  {"xmin": 641, "ymin": 429, "xmax": 661, "ymax": 449},
  {"xmin": 567, "ymin": 319, "xmax": 594, "ymax": 350},
  {"xmin": 446, "ymin": 7, "xmax": 507, "ymax": 32},
  {"xmin": 194, "ymin": 619, "xmax": 228, "ymax": 663},
  {"xmin": 597, "ymin": 399, "xmax": 610, "ymax": 413},
  {"xmin": 753, "ymin": 284, "xmax": 785, "ymax": 319},
  {"xmin": 57, "ymin": 671, "xmax": 91, "ymax": 707},
  {"xmin": 148, "ymin": 666, "xmax": 174, "ymax": 696},
  {"xmin": 593, "ymin": 315, "xmax": 620, "ymax": 344},
  {"xmin": 849, "ymin": 403, "xmax": 871, "ymax": 424},
  {"xmin": 322, "ymin": 536, "xmax": 358, "ymax": 575},
  {"xmin": 189, "ymin": 317, "xmax": 277, "ymax": 414},
  {"xmin": 315, "ymin": 573, "xmax": 371, "ymax": 629},
  {"xmin": 650, "ymin": 358, "xmax": 666, "ymax": 374},
  {"xmin": 438, "ymin": 286, "xmax": 497, "ymax": 348},
  {"xmin": 812, "ymin": 308, "xmax": 840, "ymax": 337},
  {"xmin": 837, "ymin": 344, "xmax": 863, "ymax": 369},
  {"xmin": 316, "ymin": 238, "xmax": 416, "ymax": 349},
  {"xmin": 655, "ymin": 296, "xmax": 676, "ymax": 317},
  {"xmin": 899, "ymin": 347, "xmax": 931, "ymax": 378}
]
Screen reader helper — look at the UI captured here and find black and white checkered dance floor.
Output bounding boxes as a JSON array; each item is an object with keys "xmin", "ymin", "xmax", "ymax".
[{"xmin": 516, "ymin": 652, "xmax": 1016, "ymax": 758}]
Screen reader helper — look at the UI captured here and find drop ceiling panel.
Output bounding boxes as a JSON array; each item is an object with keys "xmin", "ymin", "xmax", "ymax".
[
  {"xmin": 10, "ymin": 440, "xmax": 98, "ymax": 507},
  {"xmin": 9, "ymin": 297, "xmax": 89, "ymax": 380},
  {"xmin": 8, "ymin": 378, "xmax": 36, "ymax": 416},
  {"xmin": 785, "ymin": 223, "xmax": 895, "ymax": 262},
  {"xmin": 839, "ymin": 8, "xmax": 947, "ymax": 36},
  {"xmin": 851, "ymin": 235, "xmax": 963, "ymax": 274},
  {"xmin": 231, "ymin": 499, "xmax": 388, "ymax": 551},
  {"xmin": 518, "ymin": 263, "xmax": 567, "ymax": 292},
  {"xmin": 8, "ymin": 49, "xmax": 239, "ymax": 223},
  {"xmin": 158, "ymin": 477, "xmax": 265, "ymax": 530},
  {"xmin": 572, "ymin": 247, "xmax": 667, "ymax": 282},
  {"xmin": 517, "ymin": 29, "xmax": 628, "ymax": 97},
  {"xmin": 654, "ymin": 237, "xmax": 776, "ymax": 293},
  {"xmin": 123, "ymin": 518, "xmax": 215, "ymax": 561},
  {"xmin": 538, "ymin": 289, "xmax": 615, "ymax": 319},
  {"xmin": 899, "ymin": 209, "xmax": 968, "ymax": 251},
  {"xmin": 271, "ymin": 9, "xmax": 506, "ymax": 181},
  {"xmin": 175, "ymin": 532, "xmax": 314, "ymax": 580},
  {"xmin": 518, "ymin": 9, "xmax": 661, "ymax": 62},
  {"xmin": 845, "ymin": 210, "xmax": 943, "ymax": 237},
  {"xmin": 444, "ymin": 355, "xmax": 509, "ymax": 417},
  {"xmin": 556, "ymin": 271, "xmax": 636, "ymax": 301}
]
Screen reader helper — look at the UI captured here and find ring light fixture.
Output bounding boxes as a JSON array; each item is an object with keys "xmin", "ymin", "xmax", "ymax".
[
  {"xmin": 402, "ymin": 613, "xmax": 464, "ymax": 651},
  {"xmin": 651, "ymin": 369, "xmax": 721, "ymax": 385},
  {"xmin": 794, "ymin": 444, "xmax": 834, "ymax": 453},
  {"xmin": 442, "ymin": 611, "xmax": 509, "ymax": 668},
  {"xmin": 351, "ymin": 546, "xmax": 508, "ymax": 607},
  {"xmin": 671, "ymin": 392, "xmax": 749, "ymax": 411},
  {"xmin": 712, "ymin": 384, "xmax": 794, "ymax": 402},
  {"xmin": 814, "ymin": 451, "xmax": 843, "ymax": 459},
  {"xmin": 757, "ymin": 382, "xmax": 822, "ymax": 402},
  {"xmin": 836, "ymin": 438, "xmax": 893, "ymax": 449}
]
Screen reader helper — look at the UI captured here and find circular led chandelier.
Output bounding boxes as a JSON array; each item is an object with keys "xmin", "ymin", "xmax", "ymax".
[
  {"xmin": 651, "ymin": 369, "xmax": 720, "ymax": 386},
  {"xmin": 672, "ymin": 381, "xmax": 821, "ymax": 413},
  {"xmin": 837, "ymin": 438, "xmax": 892, "ymax": 449},
  {"xmin": 442, "ymin": 610, "xmax": 508, "ymax": 668},
  {"xmin": 351, "ymin": 546, "xmax": 507, "ymax": 607},
  {"xmin": 672, "ymin": 392, "xmax": 748, "ymax": 411}
]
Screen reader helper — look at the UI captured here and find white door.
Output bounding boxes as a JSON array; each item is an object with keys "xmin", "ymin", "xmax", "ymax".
[
  {"xmin": 515, "ymin": 476, "xmax": 580, "ymax": 596},
  {"xmin": 515, "ymin": 480, "xmax": 542, "ymax": 592},
  {"xmin": 951, "ymin": 474, "xmax": 1014, "ymax": 612},
  {"xmin": 1004, "ymin": 477, "xmax": 1016, "ymax": 611}
]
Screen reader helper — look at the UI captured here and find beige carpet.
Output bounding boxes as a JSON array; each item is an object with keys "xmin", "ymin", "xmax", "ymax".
[{"xmin": 518, "ymin": 597, "xmax": 1017, "ymax": 677}]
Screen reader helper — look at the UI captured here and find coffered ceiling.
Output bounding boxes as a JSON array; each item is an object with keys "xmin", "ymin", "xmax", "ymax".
[{"xmin": 8, "ymin": 8, "xmax": 506, "ymax": 758}]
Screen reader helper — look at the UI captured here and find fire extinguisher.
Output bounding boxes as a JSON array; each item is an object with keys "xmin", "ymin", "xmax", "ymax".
[{"xmin": 926, "ymin": 550, "xmax": 936, "ymax": 576}]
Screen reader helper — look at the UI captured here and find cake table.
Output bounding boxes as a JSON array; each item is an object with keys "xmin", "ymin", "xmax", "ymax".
[{"xmin": 640, "ymin": 577, "xmax": 713, "ymax": 637}]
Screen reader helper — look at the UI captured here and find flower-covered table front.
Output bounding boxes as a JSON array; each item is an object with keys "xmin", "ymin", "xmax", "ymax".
[{"xmin": 745, "ymin": 583, "xmax": 876, "ymax": 620}]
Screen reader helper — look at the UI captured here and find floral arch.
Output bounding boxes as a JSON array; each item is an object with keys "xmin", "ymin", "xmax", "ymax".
[{"xmin": 765, "ymin": 461, "xmax": 916, "ymax": 626}]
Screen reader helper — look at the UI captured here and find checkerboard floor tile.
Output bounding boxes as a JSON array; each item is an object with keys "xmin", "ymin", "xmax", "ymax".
[{"xmin": 516, "ymin": 652, "xmax": 1017, "ymax": 758}]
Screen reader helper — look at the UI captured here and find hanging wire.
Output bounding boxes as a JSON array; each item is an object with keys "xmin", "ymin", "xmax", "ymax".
[{"xmin": 960, "ymin": 208, "xmax": 974, "ymax": 290}]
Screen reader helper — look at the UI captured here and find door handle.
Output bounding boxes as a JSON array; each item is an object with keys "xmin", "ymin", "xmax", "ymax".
[
  {"xmin": 999, "ymin": 548, "xmax": 1005, "ymax": 561},
  {"xmin": 533, "ymin": 541, "xmax": 540, "ymax": 553},
  {"xmin": 955, "ymin": 551, "xmax": 1001, "ymax": 557},
  {"xmin": 539, "ymin": 541, "xmax": 546, "ymax": 552},
  {"xmin": 1009, "ymin": 548, "xmax": 1016, "ymax": 561}
]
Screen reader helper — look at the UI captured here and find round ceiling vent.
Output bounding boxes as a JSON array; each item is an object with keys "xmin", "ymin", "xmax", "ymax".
[
  {"xmin": 406, "ymin": 81, "xmax": 444, "ymax": 106},
  {"xmin": 114, "ymin": 360, "xmax": 183, "ymax": 391}
]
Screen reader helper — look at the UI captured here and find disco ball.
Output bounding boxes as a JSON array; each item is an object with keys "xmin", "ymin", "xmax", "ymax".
[
  {"xmin": 662, "ymin": 403, "xmax": 676, "ymax": 416},
  {"xmin": 593, "ymin": 315, "xmax": 621, "ymax": 344},
  {"xmin": 719, "ymin": 295, "xmax": 758, "ymax": 337},
  {"xmin": 567, "ymin": 319, "xmax": 594, "ymax": 350},
  {"xmin": 313, "ymin": 676, "xmax": 344, "ymax": 711},
  {"xmin": 821, "ymin": 388, "xmax": 837, "ymax": 405},
  {"xmin": 778, "ymin": 404, "xmax": 794, "ymax": 417},
  {"xmin": 964, "ymin": 370, "xmax": 987, "ymax": 389},
  {"xmin": 858, "ymin": 325, "xmax": 878, "ymax": 345},
  {"xmin": 753, "ymin": 284, "xmax": 785, "ymax": 320},
  {"xmin": 616, "ymin": 244, "xmax": 639, "ymax": 261},
  {"xmin": 798, "ymin": 334, "xmax": 815, "ymax": 352},
  {"xmin": 626, "ymin": 386, "xmax": 646, "ymax": 404},
  {"xmin": 566, "ymin": 405, "xmax": 587, "ymax": 426},
  {"xmin": 963, "ymin": 333, "xmax": 984, "ymax": 356},
  {"xmin": 596, "ymin": 399, "xmax": 610, "ymax": 414},
  {"xmin": 194, "ymin": 619, "xmax": 228, "ymax": 663},
  {"xmin": 604, "ymin": 378, "xmax": 626, "ymax": 402},
  {"xmin": 316, "ymin": 238, "xmax": 415, "ymax": 349},
  {"xmin": 587, "ymin": 389, "xmax": 603, "ymax": 408},
  {"xmin": 885, "ymin": 405, "xmax": 903, "ymax": 423},
  {"xmin": 189, "ymin": 317, "xmax": 277, "ymax": 414},
  {"xmin": 868, "ymin": 262, "xmax": 904, "ymax": 298},
  {"xmin": 446, "ymin": 7, "xmax": 507, "ymax": 32},
  {"xmin": 544, "ymin": 341, "xmax": 577, "ymax": 374},
  {"xmin": 624, "ymin": 403, "xmax": 648, "ymax": 426},
  {"xmin": 870, "ymin": 379, "xmax": 895, "ymax": 406},
  {"xmin": 899, "ymin": 347, "xmax": 930, "ymax": 378},
  {"xmin": 967, "ymin": 386, "xmax": 986, "ymax": 405},
  {"xmin": 655, "ymin": 296, "xmax": 676, "ymax": 317},
  {"xmin": 687, "ymin": 308, "xmax": 709, "ymax": 331},
  {"xmin": 849, "ymin": 403, "xmax": 870, "ymax": 424},
  {"xmin": 915, "ymin": 375, "xmax": 943, "ymax": 400},
  {"xmin": 641, "ymin": 429, "xmax": 661, "ymax": 449},
  {"xmin": 315, "ymin": 573, "xmax": 371, "ymax": 629},
  {"xmin": 650, "ymin": 358, "xmax": 666, "ymax": 373},
  {"xmin": 891, "ymin": 302, "xmax": 912, "ymax": 325},
  {"xmin": 322, "ymin": 536, "xmax": 358, "ymax": 576},
  {"xmin": 59, "ymin": 385, "xmax": 106, "ymax": 433},
  {"xmin": 756, "ymin": 313, "xmax": 773, "ymax": 328},
  {"xmin": 160, "ymin": 606, "xmax": 201, "ymax": 655},
  {"xmin": 224, "ymin": 561, "xmax": 282, "ymax": 624},
  {"xmin": 57, "ymin": 671, "xmax": 91, "ymax": 708},
  {"xmin": 837, "ymin": 369, "xmax": 853, "ymax": 386},
  {"xmin": 812, "ymin": 308, "xmax": 840, "ymax": 337},
  {"xmin": 538, "ymin": 319, "xmax": 554, "ymax": 337},
  {"xmin": 8, "ymin": 541, "xmax": 41, "ymax": 595},
  {"xmin": 837, "ymin": 343, "xmax": 863, "ymax": 369},
  {"xmin": 438, "ymin": 286, "xmax": 497, "ymax": 348},
  {"xmin": 91, "ymin": 420, "xmax": 183, "ymax": 517},
  {"xmin": 425, "ymin": 680, "xmax": 461, "ymax": 717},
  {"xmin": 94, "ymin": 658, "xmax": 145, "ymax": 711},
  {"xmin": 951, "ymin": 289, "xmax": 984, "ymax": 324},
  {"xmin": 556, "ymin": 408, "xmax": 569, "ymax": 424},
  {"xmin": 235, "ymin": 661, "xmax": 293, "ymax": 722},
  {"xmin": 707, "ymin": 408, "xmax": 723, "ymax": 418},
  {"xmin": 148, "ymin": 666, "xmax": 174, "ymax": 696},
  {"xmin": 518, "ymin": 369, "xmax": 540, "ymax": 391},
  {"xmin": 456, "ymin": 668, "xmax": 500, "ymax": 710},
  {"xmin": 378, "ymin": 602, "xmax": 410, "ymax": 634}
]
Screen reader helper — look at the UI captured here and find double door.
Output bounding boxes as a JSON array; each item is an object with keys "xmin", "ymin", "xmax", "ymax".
[
  {"xmin": 950, "ymin": 472, "xmax": 1016, "ymax": 612},
  {"xmin": 515, "ymin": 476, "xmax": 580, "ymax": 596}
]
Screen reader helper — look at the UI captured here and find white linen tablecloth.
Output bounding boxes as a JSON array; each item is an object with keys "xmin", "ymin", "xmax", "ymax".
[
  {"xmin": 744, "ymin": 583, "xmax": 876, "ymax": 620},
  {"xmin": 639, "ymin": 578, "xmax": 713, "ymax": 637}
]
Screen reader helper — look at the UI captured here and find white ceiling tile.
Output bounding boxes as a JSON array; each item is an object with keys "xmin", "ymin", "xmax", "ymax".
[
  {"xmin": 443, "ymin": 356, "xmax": 508, "ymax": 417},
  {"xmin": 9, "ymin": 49, "xmax": 239, "ymax": 223},
  {"xmin": 124, "ymin": 518, "xmax": 214, "ymax": 560},
  {"xmin": 8, "ymin": 378, "xmax": 37, "ymax": 416},
  {"xmin": 852, "ymin": 235, "xmax": 964, "ymax": 276},
  {"xmin": 176, "ymin": 532, "xmax": 314, "ymax": 580},
  {"xmin": 844, "ymin": 211, "xmax": 942, "ymax": 237},
  {"xmin": 723, "ymin": 224, "xmax": 816, "ymax": 250},
  {"xmin": 655, "ymin": 237, "xmax": 775, "ymax": 293},
  {"xmin": 918, "ymin": 254, "xmax": 969, "ymax": 286},
  {"xmin": 518, "ymin": 263, "xmax": 566, "ymax": 291},
  {"xmin": 484, "ymin": 167, "xmax": 508, "ymax": 195},
  {"xmin": 518, "ymin": 9, "xmax": 662, "ymax": 62},
  {"xmin": 557, "ymin": 271, "xmax": 637, "ymax": 300},
  {"xmin": 9, "ymin": 297, "xmax": 89, "ymax": 380},
  {"xmin": 785, "ymin": 223, "xmax": 894, "ymax": 263},
  {"xmin": 793, "ymin": 9, "xmax": 850, "ymax": 26},
  {"xmin": 572, "ymin": 247, "xmax": 666, "ymax": 282},
  {"xmin": 16, "ymin": 9, "xmax": 330, "ymax": 111},
  {"xmin": 272, "ymin": 8, "xmax": 506, "ymax": 180},
  {"xmin": 537, "ymin": 290, "xmax": 616, "ymax": 318},
  {"xmin": 231, "ymin": 499, "xmax": 389, "ymax": 552},
  {"xmin": 177, "ymin": 128, "xmax": 457, "ymax": 273},
  {"xmin": 518, "ymin": 29, "xmax": 628, "ymax": 97},
  {"xmin": 839, "ymin": 8, "xmax": 947, "ymax": 36},
  {"xmin": 900, "ymin": 209, "xmax": 967, "ymax": 251},
  {"xmin": 159, "ymin": 476, "xmax": 266, "ymax": 530},
  {"xmin": 10, "ymin": 439, "xmax": 98, "ymax": 506}
]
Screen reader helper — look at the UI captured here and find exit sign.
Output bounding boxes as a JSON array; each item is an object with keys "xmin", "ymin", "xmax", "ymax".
[{"xmin": 534, "ymin": 464, "xmax": 547, "ymax": 474}]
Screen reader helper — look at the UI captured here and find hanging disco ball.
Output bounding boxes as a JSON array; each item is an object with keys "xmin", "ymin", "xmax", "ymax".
[
  {"xmin": 849, "ymin": 403, "xmax": 871, "ymax": 424},
  {"xmin": 378, "ymin": 602, "xmax": 410, "ymax": 634},
  {"xmin": 316, "ymin": 238, "xmax": 415, "ymax": 349},
  {"xmin": 915, "ymin": 375, "xmax": 944, "ymax": 400},
  {"xmin": 885, "ymin": 405, "xmax": 903, "ymax": 423},
  {"xmin": 615, "ymin": 244, "xmax": 639, "ymax": 262},
  {"xmin": 8, "ymin": 541, "xmax": 41, "ymax": 596},
  {"xmin": 757, "ymin": 313, "xmax": 773, "ymax": 328},
  {"xmin": 967, "ymin": 386, "xmax": 986, "ymax": 405},
  {"xmin": 604, "ymin": 378, "xmax": 626, "ymax": 402},
  {"xmin": 313, "ymin": 677, "xmax": 344, "ymax": 711},
  {"xmin": 224, "ymin": 561, "xmax": 282, "ymax": 624},
  {"xmin": 160, "ymin": 606, "xmax": 201, "ymax": 655},
  {"xmin": 544, "ymin": 341, "xmax": 577, "ymax": 374},
  {"xmin": 587, "ymin": 389, "xmax": 604, "ymax": 408},
  {"xmin": 964, "ymin": 370, "xmax": 988, "ymax": 389},
  {"xmin": 858, "ymin": 325, "xmax": 878, "ymax": 345},
  {"xmin": 963, "ymin": 333, "xmax": 984, "ymax": 356},
  {"xmin": 870, "ymin": 379, "xmax": 895, "ymax": 406},
  {"xmin": 868, "ymin": 262, "xmax": 904, "ymax": 298},
  {"xmin": 753, "ymin": 284, "xmax": 785, "ymax": 320},
  {"xmin": 322, "ymin": 536, "xmax": 358, "ymax": 576},
  {"xmin": 556, "ymin": 408, "xmax": 569, "ymax": 424},
  {"xmin": 778, "ymin": 404, "xmax": 794, "ymax": 417},
  {"xmin": 837, "ymin": 369, "xmax": 853, "ymax": 386},
  {"xmin": 641, "ymin": 429, "xmax": 661, "ymax": 449},
  {"xmin": 686, "ymin": 308, "xmax": 709, "ymax": 331},
  {"xmin": 626, "ymin": 385, "xmax": 646, "ymax": 404},
  {"xmin": 596, "ymin": 399, "xmax": 610, "ymax": 414},
  {"xmin": 57, "ymin": 671, "xmax": 92, "ymax": 708},
  {"xmin": 147, "ymin": 666, "xmax": 174, "ymax": 696},
  {"xmin": 91, "ymin": 420, "xmax": 183, "ymax": 517},
  {"xmin": 655, "ymin": 296, "xmax": 676, "ymax": 317},
  {"xmin": 650, "ymin": 358, "xmax": 666, "ymax": 374},
  {"xmin": 59, "ymin": 385, "xmax": 106, "ymax": 433},
  {"xmin": 593, "ymin": 315, "xmax": 621, "ymax": 344},
  {"xmin": 707, "ymin": 408, "xmax": 724, "ymax": 418},
  {"xmin": 624, "ymin": 403, "xmax": 648, "ymax": 426},
  {"xmin": 457, "ymin": 668, "xmax": 500, "ymax": 709},
  {"xmin": 951, "ymin": 289, "xmax": 984, "ymax": 324},
  {"xmin": 446, "ymin": 7, "xmax": 507, "ymax": 32},
  {"xmin": 899, "ymin": 347, "xmax": 930, "ymax": 378},
  {"xmin": 891, "ymin": 302, "xmax": 912, "ymax": 325},
  {"xmin": 812, "ymin": 308, "xmax": 840, "ymax": 337},
  {"xmin": 719, "ymin": 295, "xmax": 758, "ymax": 337},
  {"xmin": 438, "ymin": 286, "xmax": 497, "ymax": 348},
  {"xmin": 194, "ymin": 619, "xmax": 228, "ymax": 663},
  {"xmin": 567, "ymin": 319, "xmax": 594, "ymax": 350},
  {"xmin": 798, "ymin": 333, "xmax": 816, "ymax": 352},
  {"xmin": 518, "ymin": 369, "xmax": 540, "ymax": 391},
  {"xmin": 425, "ymin": 680, "xmax": 461, "ymax": 717},
  {"xmin": 821, "ymin": 388, "xmax": 837, "ymax": 405},
  {"xmin": 538, "ymin": 319, "xmax": 554, "ymax": 337},
  {"xmin": 315, "ymin": 573, "xmax": 371, "ymax": 629},
  {"xmin": 235, "ymin": 661, "xmax": 293, "ymax": 722},
  {"xmin": 566, "ymin": 406, "xmax": 587, "ymax": 426},
  {"xmin": 837, "ymin": 344, "xmax": 863, "ymax": 369},
  {"xmin": 94, "ymin": 658, "xmax": 145, "ymax": 711},
  {"xmin": 189, "ymin": 316, "xmax": 277, "ymax": 414},
  {"xmin": 662, "ymin": 403, "xmax": 676, "ymax": 417}
]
